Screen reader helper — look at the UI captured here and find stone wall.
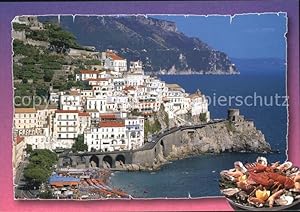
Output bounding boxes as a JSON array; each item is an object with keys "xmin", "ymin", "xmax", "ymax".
[
  {"xmin": 60, "ymin": 117, "xmax": 271, "ymax": 171},
  {"xmin": 127, "ymin": 119, "xmax": 271, "ymax": 171}
]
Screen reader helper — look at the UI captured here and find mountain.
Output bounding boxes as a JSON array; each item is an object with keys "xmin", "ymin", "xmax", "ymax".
[{"xmin": 39, "ymin": 16, "xmax": 238, "ymax": 75}]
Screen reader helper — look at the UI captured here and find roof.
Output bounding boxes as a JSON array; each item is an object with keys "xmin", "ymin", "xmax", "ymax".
[
  {"xmin": 69, "ymin": 90, "xmax": 80, "ymax": 96},
  {"xmin": 86, "ymin": 109, "xmax": 99, "ymax": 112},
  {"xmin": 15, "ymin": 108, "xmax": 36, "ymax": 113},
  {"xmin": 106, "ymin": 52, "xmax": 124, "ymax": 61},
  {"xmin": 16, "ymin": 136, "xmax": 24, "ymax": 144},
  {"xmin": 79, "ymin": 112, "xmax": 90, "ymax": 117},
  {"xmin": 123, "ymin": 86, "xmax": 136, "ymax": 91},
  {"xmin": 100, "ymin": 114, "xmax": 116, "ymax": 119},
  {"xmin": 99, "ymin": 121, "xmax": 125, "ymax": 128},
  {"xmin": 86, "ymin": 78, "xmax": 109, "ymax": 81},
  {"xmin": 80, "ymin": 70, "xmax": 100, "ymax": 74},
  {"xmin": 55, "ymin": 110, "xmax": 79, "ymax": 114},
  {"xmin": 49, "ymin": 174, "xmax": 80, "ymax": 184}
]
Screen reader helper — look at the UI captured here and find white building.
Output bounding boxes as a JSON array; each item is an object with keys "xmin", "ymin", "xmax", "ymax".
[
  {"xmin": 86, "ymin": 97, "xmax": 107, "ymax": 113},
  {"xmin": 102, "ymin": 51, "xmax": 127, "ymax": 72},
  {"xmin": 163, "ymin": 84, "xmax": 188, "ymax": 118},
  {"xmin": 125, "ymin": 117, "xmax": 144, "ymax": 150},
  {"xmin": 59, "ymin": 92, "xmax": 82, "ymax": 111},
  {"xmin": 124, "ymin": 73, "xmax": 146, "ymax": 87},
  {"xmin": 76, "ymin": 70, "xmax": 100, "ymax": 81},
  {"xmin": 188, "ymin": 91, "xmax": 210, "ymax": 121},
  {"xmin": 129, "ymin": 60, "xmax": 143, "ymax": 74},
  {"xmin": 14, "ymin": 108, "xmax": 40, "ymax": 129},
  {"xmin": 84, "ymin": 116, "xmax": 144, "ymax": 152},
  {"xmin": 84, "ymin": 121, "xmax": 127, "ymax": 152},
  {"xmin": 23, "ymin": 127, "xmax": 52, "ymax": 150},
  {"xmin": 53, "ymin": 110, "xmax": 80, "ymax": 148}
]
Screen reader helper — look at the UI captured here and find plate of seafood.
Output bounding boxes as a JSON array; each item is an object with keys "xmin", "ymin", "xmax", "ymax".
[{"xmin": 219, "ymin": 157, "xmax": 300, "ymax": 211}]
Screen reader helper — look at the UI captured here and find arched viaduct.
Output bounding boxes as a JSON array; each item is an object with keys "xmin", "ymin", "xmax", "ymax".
[{"xmin": 58, "ymin": 120, "xmax": 224, "ymax": 169}]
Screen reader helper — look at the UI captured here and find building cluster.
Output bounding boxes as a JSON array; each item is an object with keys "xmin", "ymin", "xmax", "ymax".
[{"xmin": 13, "ymin": 52, "xmax": 210, "ymax": 169}]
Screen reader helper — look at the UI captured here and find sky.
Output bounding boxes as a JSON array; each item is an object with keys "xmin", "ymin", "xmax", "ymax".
[{"xmin": 152, "ymin": 13, "xmax": 287, "ymax": 59}]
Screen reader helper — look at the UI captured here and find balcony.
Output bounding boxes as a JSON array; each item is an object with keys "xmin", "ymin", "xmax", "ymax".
[{"xmin": 57, "ymin": 118, "xmax": 77, "ymax": 121}]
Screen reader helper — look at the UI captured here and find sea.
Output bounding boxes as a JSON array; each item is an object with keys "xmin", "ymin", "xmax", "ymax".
[{"xmin": 109, "ymin": 59, "xmax": 287, "ymax": 198}]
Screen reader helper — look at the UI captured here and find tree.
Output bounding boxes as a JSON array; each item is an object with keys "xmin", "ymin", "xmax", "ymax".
[
  {"xmin": 43, "ymin": 70, "xmax": 54, "ymax": 82},
  {"xmin": 25, "ymin": 144, "xmax": 33, "ymax": 154},
  {"xmin": 72, "ymin": 134, "xmax": 88, "ymax": 152},
  {"xmin": 24, "ymin": 149, "xmax": 58, "ymax": 188},
  {"xmin": 24, "ymin": 165, "xmax": 50, "ymax": 187},
  {"xmin": 38, "ymin": 188, "xmax": 54, "ymax": 199}
]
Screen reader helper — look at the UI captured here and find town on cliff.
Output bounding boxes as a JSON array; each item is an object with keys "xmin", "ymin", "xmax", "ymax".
[{"xmin": 12, "ymin": 16, "xmax": 270, "ymax": 200}]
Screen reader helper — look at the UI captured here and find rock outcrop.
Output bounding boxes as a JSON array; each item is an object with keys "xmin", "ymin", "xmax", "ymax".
[{"xmin": 123, "ymin": 119, "xmax": 271, "ymax": 171}]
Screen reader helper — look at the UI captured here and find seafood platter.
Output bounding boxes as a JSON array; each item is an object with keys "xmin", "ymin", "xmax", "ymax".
[{"xmin": 219, "ymin": 157, "xmax": 300, "ymax": 210}]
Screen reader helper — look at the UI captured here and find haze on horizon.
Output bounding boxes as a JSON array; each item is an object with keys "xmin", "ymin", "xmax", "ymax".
[{"xmin": 152, "ymin": 13, "xmax": 287, "ymax": 60}]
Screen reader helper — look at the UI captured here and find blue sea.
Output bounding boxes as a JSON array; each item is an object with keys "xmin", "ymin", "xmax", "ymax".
[{"xmin": 110, "ymin": 61, "xmax": 287, "ymax": 198}]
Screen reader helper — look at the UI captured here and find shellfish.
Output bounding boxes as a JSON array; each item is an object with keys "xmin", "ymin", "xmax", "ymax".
[
  {"xmin": 221, "ymin": 188, "xmax": 240, "ymax": 197},
  {"xmin": 274, "ymin": 194, "xmax": 294, "ymax": 206},
  {"xmin": 256, "ymin": 156, "xmax": 268, "ymax": 166}
]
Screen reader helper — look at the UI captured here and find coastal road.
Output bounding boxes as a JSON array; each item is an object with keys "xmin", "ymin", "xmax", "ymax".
[{"xmin": 14, "ymin": 160, "xmax": 38, "ymax": 199}]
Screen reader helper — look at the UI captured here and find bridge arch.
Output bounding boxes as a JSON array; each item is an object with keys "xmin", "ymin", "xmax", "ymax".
[
  {"xmin": 89, "ymin": 155, "xmax": 99, "ymax": 167},
  {"xmin": 77, "ymin": 156, "xmax": 86, "ymax": 165},
  {"xmin": 160, "ymin": 140, "xmax": 165, "ymax": 156},
  {"xmin": 116, "ymin": 154, "xmax": 126, "ymax": 164},
  {"xmin": 62, "ymin": 156, "xmax": 72, "ymax": 167},
  {"xmin": 103, "ymin": 155, "xmax": 113, "ymax": 168}
]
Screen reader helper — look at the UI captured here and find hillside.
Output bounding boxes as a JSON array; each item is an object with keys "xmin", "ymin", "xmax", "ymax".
[
  {"xmin": 39, "ymin": 16, "xmax": 238, "ymax": 75},
  {"xmin": 12, "ymin": 20, "xmax": 93, "ymax": 107}
]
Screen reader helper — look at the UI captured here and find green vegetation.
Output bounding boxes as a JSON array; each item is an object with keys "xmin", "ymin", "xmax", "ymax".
[
  {"xmin": 13, "ymin": 22, "xmax": 95, "ymax": 106},
  {"xmin": 199, "ymin": 113, "xmax": 207, "ymax": 122},
  {"xmin": 130, "ymin": 109, "xmax": 143, "ymax": 116},
  {"xmin": 72, "ymin": 134, "xmax": 88, "ymax": 152},
  {"xmin": 23, "ymin": 22, "xmax": 82, "ymax": 51},
  {"xmin": 144, "ymin": 118, "xmax": 161, "ymax": 137},
  {"xmin": 25, "ymin": 144, "xmax": 33, "ymax": 154},
  {"xmin": 38, "ymin": 188, "xmax": 54, "ymax": 199},
  {"xmin": 13, "ymin": 23, "xmax": 30, "ymax": 31},
  {"xmin": 23, "ymin": 149, "xmax": 58, "ymax": 188}
]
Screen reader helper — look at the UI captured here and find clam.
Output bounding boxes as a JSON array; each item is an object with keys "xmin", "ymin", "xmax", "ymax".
[
  {"xmin": 277, "ymin": 161, "xmax": 293, "ymax": 171},
  {"xmin": 274, "ymin": 194, "xmax": 294, "ymax": 206},
  {"xmin": 290, "ymin": 167, "xmax": 299, "ymax": 173},
  {"xmin": 220, "ymin": 170, "xmax": 235, "ymax": 182},
  {"xmin": 221, "ymin": 188, "xmax": 240, "ymax": 197},
  {"xmin": 234, "ymin": 161, "xmax": 248, "ymax": 174},
  {"xmin": 256, "ymin": 156, "xmax": 268, "ymax": 166}
]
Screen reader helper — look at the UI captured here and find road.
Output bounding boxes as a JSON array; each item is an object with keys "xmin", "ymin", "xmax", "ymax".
[{"xmin": 14, "ymin": 160, "xmax": 38, "ymax": 199}]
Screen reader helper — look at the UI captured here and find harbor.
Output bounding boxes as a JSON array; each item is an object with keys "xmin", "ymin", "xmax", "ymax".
[{"xmin": 47, "ymin": 168, "xmax": 129, "ymax": 199}]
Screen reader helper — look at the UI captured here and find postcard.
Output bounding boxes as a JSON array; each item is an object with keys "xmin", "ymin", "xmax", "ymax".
[{"xmin": 0, "ymin": 1, "xmax": 299, "ymax": 211}]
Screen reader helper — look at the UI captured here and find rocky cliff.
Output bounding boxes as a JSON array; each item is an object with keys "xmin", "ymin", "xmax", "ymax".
[
  {"xmin": 121, "ymin": 119, "xmax": 271, "ymax": 171},
  {"xmin": 39, "ymin": 15, "xmax": 238, "ymax": 75}
]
